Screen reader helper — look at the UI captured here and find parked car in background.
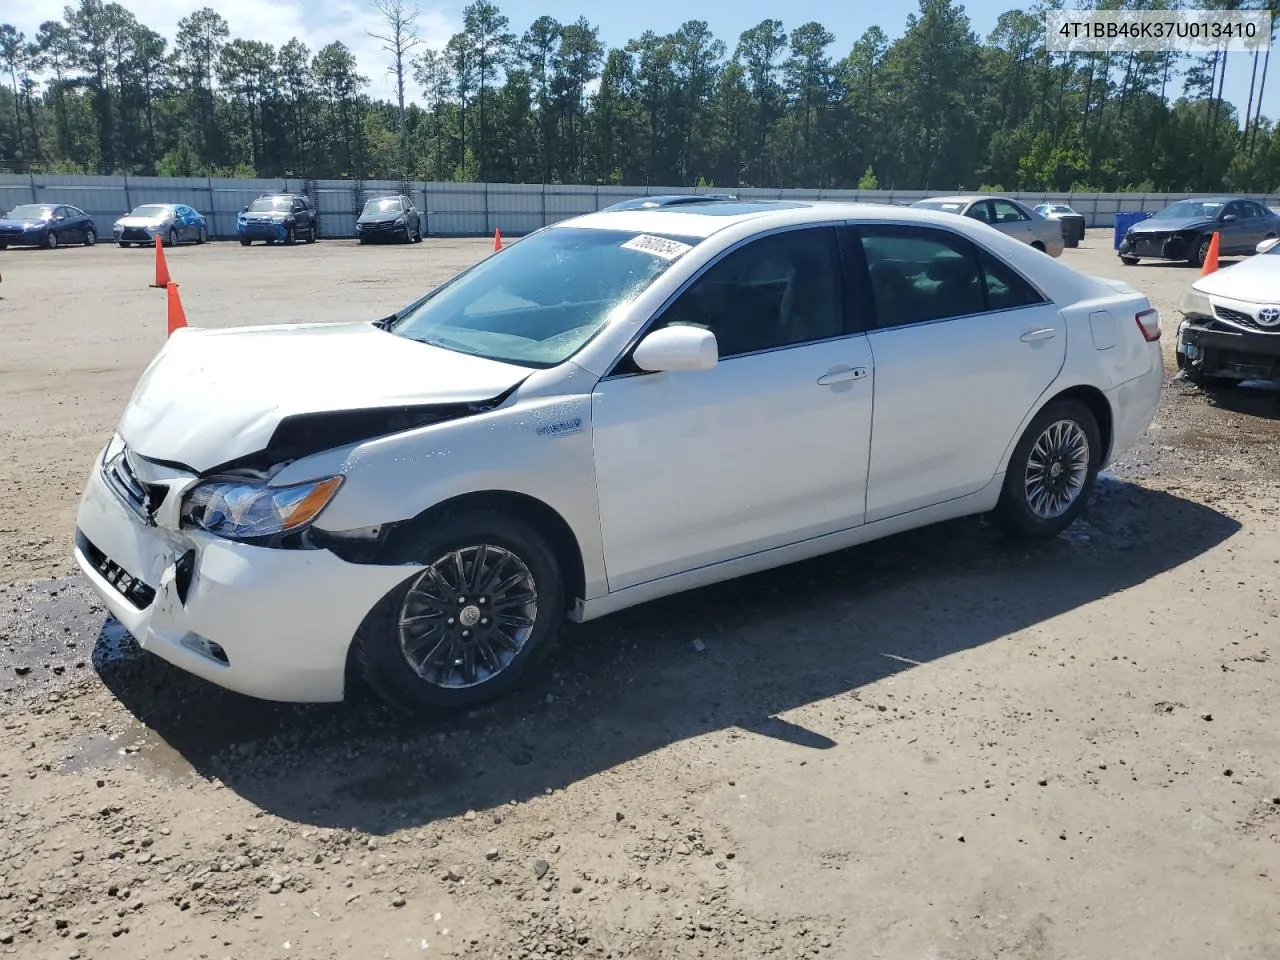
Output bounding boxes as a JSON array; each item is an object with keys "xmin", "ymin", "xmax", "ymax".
[
  {"xmin": 356, "ymin": 195, "xmax": 423, "ymax": 243},
  {"xmin": 236, "ymin": 194, "xmax": 318, "ymax": 246},
  {"xmin": 73, "ymin": 199, "xmax": 1162, "ymax": 712},
  {"xmin": 0, "ymin": 203, "xmax": 97, "ymax": 249},
  {"xmin": 113, "ymin": 203, "xmax": 208, "ymax": 247},
  {"xmin": 909, "ymin": 195, "xmax": 1064, "ymax": 257},
  {"xmin": 1034, "ymin": 203, "xmax": 1087, "ymax": 248},
  {"xmin": 1118, "ymin": 197, "xmax": 1280, "ymax": 267},
  {"xmin": 1176, "ymin": 236, "xmax": 1280, "ymax": 386}
]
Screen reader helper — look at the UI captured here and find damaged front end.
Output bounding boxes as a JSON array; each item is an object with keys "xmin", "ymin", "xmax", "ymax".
[
  {"xmin": 1120, "ymin": 229, "xmax": 1196, "ymax": 261},
  {"xmin": 1176, "ymin": 289, "xmax": 1280, "ymax": 381}
]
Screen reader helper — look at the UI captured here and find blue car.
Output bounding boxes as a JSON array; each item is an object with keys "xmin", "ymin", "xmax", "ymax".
[
  {"xmin": 112, "ymin": 203, "xmax": 209, "ymax": 247},
  {"xmin": 0, "ymin": 203, "xmax": 98, "ymax": 249},
  {"xmin": 236, "ymin": 193, "xmax": 318, "ymax": 245}
]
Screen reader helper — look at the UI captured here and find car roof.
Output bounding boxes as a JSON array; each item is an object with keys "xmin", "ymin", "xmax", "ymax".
[
  {"xmin": 917, "ymin": 195, "xmax": 1019, "ymax": 204},
  {"xmin": 555, "ymin": 200, "xmax": 1054, "ymax": 240}
]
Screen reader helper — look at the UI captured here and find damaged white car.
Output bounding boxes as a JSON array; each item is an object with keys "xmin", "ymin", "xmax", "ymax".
[{"xmin": 74, "ymin": 200, "xmax": 1164, "ymax": 713}]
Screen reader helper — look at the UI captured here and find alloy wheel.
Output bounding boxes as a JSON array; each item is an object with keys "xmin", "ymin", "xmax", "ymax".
[
  {"xmin": 1023, "ymin": 419, "xmax": 1090, "ymax": 520},
  {"xmin": 397, "ymin": 544, "xmax": 539, "ymax": 690}
]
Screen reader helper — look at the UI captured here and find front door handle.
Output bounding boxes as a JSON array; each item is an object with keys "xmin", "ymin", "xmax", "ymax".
[
  {"xmin": 1020, "ymin": 327, "xmax": 1057, "ymax": 342},
  {"xmin": 817, "ymin": 367, "xmax": 868, "ymax": 386}
]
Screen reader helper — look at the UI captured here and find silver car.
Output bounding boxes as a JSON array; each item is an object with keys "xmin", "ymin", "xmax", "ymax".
[{"xmin": 910, "ymin": 195, "xmax": 1064, "ymax": 257}]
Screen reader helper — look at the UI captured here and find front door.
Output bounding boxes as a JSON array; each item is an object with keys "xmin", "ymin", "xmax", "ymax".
[
  {"xmin": 591, "ymin": 225, "xmax": 875, "ymax": 592},
  {"xmin": 853, "ymin": 223, "xmax": 1068, "ymax": 522}
]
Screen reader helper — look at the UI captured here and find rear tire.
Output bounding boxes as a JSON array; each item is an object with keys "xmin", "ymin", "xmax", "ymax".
[
  {"xmin": 239, "ymin": 238, "xmax": 251, "ymax": 246},
  {"xmin": 1031, "ymin": 241, "xmax": 1046, "ymax": 253},
  {"xmin": 353, "ymin": 509, "xmax": 566, "ymax": 715},
  {"xmin": 994, "ymin": 399, "xmax": 1101, "ymax": 539}
]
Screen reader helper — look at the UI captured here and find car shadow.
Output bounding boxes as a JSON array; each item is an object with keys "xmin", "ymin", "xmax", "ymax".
[
  {"xmin": 92, "ymin": 480, "xmax": 1239, "ymax": 833},
  {"xmin": 1199, "ymin": 378, "xmax": 1280, "ymax": 415}
]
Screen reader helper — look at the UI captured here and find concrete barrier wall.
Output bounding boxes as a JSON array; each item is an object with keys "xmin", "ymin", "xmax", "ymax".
[{"xmin": 2, "ymin": 173, "xmax": 1276, "ymax": 239}]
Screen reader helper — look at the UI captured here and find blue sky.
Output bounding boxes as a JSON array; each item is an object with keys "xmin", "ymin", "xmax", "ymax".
[{"xmin": 8, "ymin": 0, "xmax": 1276, "ymax": 121}]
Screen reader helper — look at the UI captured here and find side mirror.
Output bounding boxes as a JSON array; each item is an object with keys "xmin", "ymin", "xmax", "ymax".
[
  {"xmin": 242, "ymin": 205, "xmax": 249, "ymax": 213},
  {"xmin": 1257, "ymin": 237, "xmax": 1280, "ymax": 254},
  {"xmin": 1221, "ymin": 213, "xmax": 1238, "ymax": 222},
  {"xmin": 632, "ymin": 325, "xmax": 718, "ymax": 373}
]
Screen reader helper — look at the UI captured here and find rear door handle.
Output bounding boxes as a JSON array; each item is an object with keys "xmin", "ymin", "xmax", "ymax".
[
  {"xmin": 1020, "ymin": 328, "xmax": 1057, "ymax": 342},
  {"xmin": 817, "ymin": 367, "xmax": 868, "ymax": 386}
]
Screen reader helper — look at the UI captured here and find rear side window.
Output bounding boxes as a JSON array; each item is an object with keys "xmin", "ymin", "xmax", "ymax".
[
  {"xmin": 858, "ymin": 227, "xmax": 986, "ymax": 328},
  {"xmin": 979, "ymin": 249, "xmax": 1047, "ymax": 311},
  {"xmin": 856, "ymin": 225, "xmax": 1045, "ymax": 328}
]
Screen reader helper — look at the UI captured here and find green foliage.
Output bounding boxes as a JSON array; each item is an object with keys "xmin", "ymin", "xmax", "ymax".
[{"xmin": 0, "ymin": 0, "xmax": 1276, "ymax": 192}]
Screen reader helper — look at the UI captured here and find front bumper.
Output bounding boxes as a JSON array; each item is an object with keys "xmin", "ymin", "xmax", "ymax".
[
  {"xmin": 1177, "ymin": 318, "xmax": 1280, "ymax": 380},
  {"xmin": 115, "ymin": 226, "xmax": 160, "ymax": 243},
  {"xmin": 73, "ymin": 444, "xmax": 419, "ymax": 702},
  {"xmin": 1118, "ymin": 232, "xmax": 1192, "ymax": 260},
  {"xmin": 357, "ymin": 220, "xmax": 406, "ymax": 239},
  {"xmin": 237, "ymin": 220, "xmax": 289, "ymax": 241},
  {"xmin": 0, "ymin": 228, "xmax": 45, "ymax": 246}
]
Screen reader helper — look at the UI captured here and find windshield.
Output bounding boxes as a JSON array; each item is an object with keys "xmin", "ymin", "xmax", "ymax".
[
  {"xmin": 6, "ymin": 204, "xmax": 53, "ymax": 219},
  {"xmin": 389, "ymin": 227, "xmax": 699, "ymax": 367},
  {"xmin": 1155, "ymin": 200, "xmax": 1224, "ymax": 220},
  {"xmin": 363, "ymin": 197, "xmax": 402, "ymax": 214},
  {"xmin": 131, "ymin": 204, "xmax": 170, "ymax": 218},
  {"xmin": 912, "ymin": 200, "xmax": 966, "ymax": 213},
  {"xmin": 247, "ymin": 197, "xmax": 291, "ymax": 213}
]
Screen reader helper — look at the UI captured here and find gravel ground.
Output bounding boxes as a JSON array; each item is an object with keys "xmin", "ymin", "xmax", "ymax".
[{"xmin": 1, "ymin": 237, "xmax": 1279, "ymax": 960}]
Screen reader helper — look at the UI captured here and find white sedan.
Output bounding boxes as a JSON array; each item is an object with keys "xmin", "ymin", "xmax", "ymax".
[
  {"xmin": 1177, "ymin": 237, "xmax": 1280, "ymax": 385},
  {"xmin": 74, "ymin": 200, "xmax": 1164, "ymax": 712}
]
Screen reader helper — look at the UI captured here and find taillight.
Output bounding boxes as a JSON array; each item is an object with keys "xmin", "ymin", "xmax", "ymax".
[{"xmin": 1135, "ymin": 307, "xmax": 1161, "ymax": 342}]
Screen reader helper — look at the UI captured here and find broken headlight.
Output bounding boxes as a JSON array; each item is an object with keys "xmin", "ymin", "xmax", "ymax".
[
  {"xmin": 1179, "ymin": 287, "xmax": 1214, "ymax": 320},
  {"xmin": 180, "ymin": 476, "xmax": 343, "ymax": 543}
]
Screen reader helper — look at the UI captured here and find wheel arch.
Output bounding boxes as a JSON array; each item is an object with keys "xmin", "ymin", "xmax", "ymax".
[
  {"xmin": 373, "ymin": 489, "xmax": 587, "ymax": 615},
  {"xmin": 1001, "ymin": 383, "xmax": 1115, "ymax": 478}
]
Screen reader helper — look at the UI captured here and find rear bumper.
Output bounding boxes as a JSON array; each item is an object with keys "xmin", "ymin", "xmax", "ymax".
[
  {"xmin": 1104, "ymin": 344, "xmax": 1164, "ymax": 467},
  {"xmin": 74, "ymin": 444, "xmax": 419, "ymax": 702},
  {"xmin": 1178, "ymin": 320, "xmax": 1280, "ymax": 380}
]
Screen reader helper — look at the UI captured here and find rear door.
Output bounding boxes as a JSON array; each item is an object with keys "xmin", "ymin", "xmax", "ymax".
[{"xmin": 852, "ymin": 222, "xmax": 1067, "ymax": 521}]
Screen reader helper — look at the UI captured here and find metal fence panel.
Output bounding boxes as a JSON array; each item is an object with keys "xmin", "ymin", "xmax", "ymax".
[{"xmin": 4, "ymin": 175, "xmax": 1279, "ymax": 237}]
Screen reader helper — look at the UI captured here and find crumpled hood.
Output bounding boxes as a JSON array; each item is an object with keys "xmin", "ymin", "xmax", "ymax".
[
  {"xmin": 118, "ymin": 321, "xmax": 533, "ymax": 472},
  {"xmin": 1193, "ymin": 253, "xmax": 1280, "ymax": 303},
  {"xmin": 1128, "ymin": 216, "xmax": 1212, "ymax": 234}
]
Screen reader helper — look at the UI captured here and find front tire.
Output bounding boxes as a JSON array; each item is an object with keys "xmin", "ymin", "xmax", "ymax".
[
  {"xmin": 166, "ymin": 228, "xmax": 177, "ymax": 247},
  {"xmin": 284, "ymin": 224, "xmax": 296, "ymax": 245},
  {"xmin": 45, "ymin": 232, "xmax": 58, "ymax": 249},
  {"xmin": 1190, "ymin": 235, "xmax": 1211, "ymax": 268},
  {"xmin": 239, "ymin": 237, "xmax": 251, "ymax": 246},
  {"xmin": 353, "ymin": 509, "xmax": 566, "ymax": 714},
  {"xmin": 197, "ymin": 226, "xmax": 207, "ymax": 244},
  {"xmin": 1120, "ymin": 255, "xmax": 1139, "ymax": 265},
  {"xmin": 84, "ymin": 229, "xmax": 96, "ymax": 246},
  {"xmin": 995, "ymin": 399, "xmax": 1101, "ymax": 539}
]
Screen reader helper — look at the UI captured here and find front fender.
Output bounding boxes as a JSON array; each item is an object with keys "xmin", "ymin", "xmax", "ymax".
[{"xmin": 272, "ymin": 393, "xmax": 608, "ymax": 599}]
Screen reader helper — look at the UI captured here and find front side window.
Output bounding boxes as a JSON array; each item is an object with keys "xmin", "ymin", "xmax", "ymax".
[
  {"xmin": 964, "ymin": 201, "xmax": 993, "ymax": 224},
  {"xmin": 389, "ymin": 226, "xmax": 699, "ymax": 368},
  {"xmin": 991, "ymin": 199, "xmax": 1028, "ymax": 223},
  {"xmin": 651, "ymin": 227, "xmax": 846, "ymax": 358}
]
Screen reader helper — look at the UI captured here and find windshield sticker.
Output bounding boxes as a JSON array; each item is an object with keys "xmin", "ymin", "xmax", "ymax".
[{"xmin": 621, "ymin": 234, "xmax": 693, "ymax": 261}]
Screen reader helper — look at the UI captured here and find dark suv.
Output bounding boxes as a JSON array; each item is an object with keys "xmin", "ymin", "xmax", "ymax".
[{"xmin": 236, "ymin": 193, "xmax": 318, "ymax": 246}]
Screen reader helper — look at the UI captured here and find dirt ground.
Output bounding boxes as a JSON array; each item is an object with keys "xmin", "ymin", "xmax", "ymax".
[{"xmin": 2, "ymin": 235, "xmax": 1280, "ymax": 960}]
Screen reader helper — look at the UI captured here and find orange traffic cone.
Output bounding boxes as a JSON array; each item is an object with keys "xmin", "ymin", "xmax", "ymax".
[
  {"xmin": 166, "ymin": 282, "xmax": 187, "ymax": 336},
  {"xmin": 150, "ymin": 234, "xmax": 171, "ymax": 288},
  {"xmin": 1201, "ymin": 231, "xmax": 1220, "ymax": 276},
  {"xmin": 493, "ymin": 227, "xmax": 502, "ymax": 251}
]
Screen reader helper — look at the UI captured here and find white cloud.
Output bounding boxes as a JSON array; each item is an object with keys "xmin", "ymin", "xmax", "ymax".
[{"xmin": 5, "ymin": 0, "xmax": 458, "ymax": 104}]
